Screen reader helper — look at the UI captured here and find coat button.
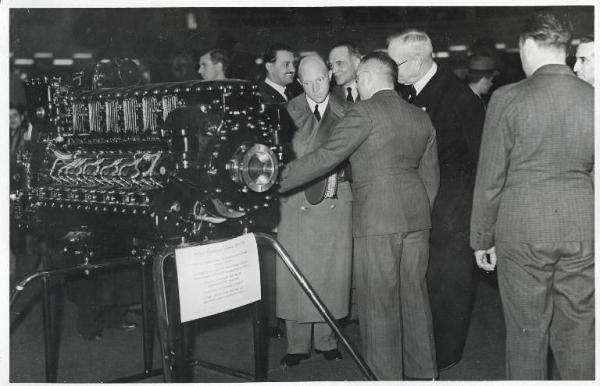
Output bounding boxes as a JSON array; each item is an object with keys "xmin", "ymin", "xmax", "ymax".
[
  {"xmin": 330, "ymin": 204, "xmax": 335, "ymax": 209},
  {"xmin": 300, "ymin": 206, "xmax": 307, "ymax": 211}
]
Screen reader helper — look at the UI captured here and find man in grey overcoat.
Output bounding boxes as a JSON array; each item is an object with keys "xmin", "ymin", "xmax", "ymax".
[{"xmin": 276, "ymin": 54, "xmax": 353, "ymax": 367}]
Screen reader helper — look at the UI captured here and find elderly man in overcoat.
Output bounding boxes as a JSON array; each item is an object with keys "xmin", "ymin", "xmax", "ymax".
[
  {"xmin": 388, "ymin": 29, "xmax": 485, "ymax": 373},
  {"xmin": 276, "ymin": 54, "xmax": 353, "ymax": 367}
]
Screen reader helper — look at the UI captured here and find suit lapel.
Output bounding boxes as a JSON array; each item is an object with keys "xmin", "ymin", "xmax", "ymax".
[
  {"xmin": 414, "ymin": 69, "xmax": 446, "ymax": 115},
  {"xmin": 306, "ymin": 106, "xmax": 331, "ymax": 152},
  {"xmin": 306, "ymin": 96, "xmax": 345, "ymax": 152},
  {"xmin": 261, "ymin": 81, "xmax": 287, "ymax": 104}
]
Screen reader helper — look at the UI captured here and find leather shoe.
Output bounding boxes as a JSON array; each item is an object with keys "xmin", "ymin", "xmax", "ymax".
[
  {"xmin": 315, "ymin": 348, "xmax": 342, "ymax": 361},
  {"xmin": 280, "ymin": 353, "xmax": 309, "ymax": 367}
]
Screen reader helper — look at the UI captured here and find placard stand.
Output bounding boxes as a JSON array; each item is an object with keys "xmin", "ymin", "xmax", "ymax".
[{"xmin": 153, "ymin": 233, "xmax": 376, "ymax": 382}]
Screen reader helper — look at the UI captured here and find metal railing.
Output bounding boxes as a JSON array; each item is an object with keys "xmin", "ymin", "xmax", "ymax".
[{"xmin": 152, "ymin": 233, "xmax": 376, "ymax": 382}]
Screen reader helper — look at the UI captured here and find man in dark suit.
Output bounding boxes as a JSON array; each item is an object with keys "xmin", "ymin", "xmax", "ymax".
[
  {"xmin": 277, "ymin": 55, "xmax": 352, "ymax": 367},
  {"xmin": 328, "ymin": 41, "xmax": 361, "ymax": 104},
  {"xmin": 259, "ymin": 43, "xmax": 299, "ymax": 104},
  {"xmin": 328, "ymin": 40, "xmax": 361, "ymax": 323},
  {"xmin": 280, "ymin": 52, "xmax": 439, "ymax": 380},
  {"xmin": 388, "ymin": 29, "xmax": 485, "ymax": 373},
  {"xmin": 470, "ymin": 11, "xmax": 594, "ymax": 380},
  {"xmin": 256, "ymin": 42, "xmax": 295, "ymax": 332},
  {"xmin": 256, "ymin": 43, "xmax": 299, "ymax": 340}
]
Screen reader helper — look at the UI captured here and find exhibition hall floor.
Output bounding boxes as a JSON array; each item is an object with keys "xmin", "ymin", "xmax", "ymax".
[{"xmin": 9, "ymin": 273, "xmax": 504, "ymax": 382}]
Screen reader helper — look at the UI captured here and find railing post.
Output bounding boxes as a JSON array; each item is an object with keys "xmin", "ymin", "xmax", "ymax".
[
  {"xmin": 254, "ymin": 233, "xmax": 377, "ymax": 381},
  {"xmin": 41, "ymin": 275, "xmax": 57, "ymax": 382}
]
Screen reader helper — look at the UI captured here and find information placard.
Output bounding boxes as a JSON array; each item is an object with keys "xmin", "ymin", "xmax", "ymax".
[{"xmin": 175, "ymin": 233, "xmax": 261, "ymax": 323}]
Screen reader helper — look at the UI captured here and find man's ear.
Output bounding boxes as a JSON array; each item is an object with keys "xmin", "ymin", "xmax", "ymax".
[
  {"xmin": 414, "ymin": 54, "xmax": 424, "ymax": 67},
  {"xmin": 521, "ymin": 38, "xmax": 539, "ymax": 54},
  {"xmin": 352, "ymin": 55, "xmax": 361, "ymax": 70},
  {"xmin": 265, "ymin": 62, "xmax": 273, "ymax": 74},
  {"xmin": 328, "ymin": 69, "xmax": 333, "ymax": 80}
]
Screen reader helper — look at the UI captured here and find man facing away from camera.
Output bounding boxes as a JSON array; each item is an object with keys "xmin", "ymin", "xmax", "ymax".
[{"xmin": 470, "ymin": 11, "xmax": 594, "ymax": 380}]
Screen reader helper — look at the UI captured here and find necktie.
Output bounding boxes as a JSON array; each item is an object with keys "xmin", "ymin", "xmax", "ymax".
[
  {"xmin": 346, "ymin": 87, "xmax": 354, "ymax": 103},
  {"xmin": 407, "ymin": 85, "xmax": 417, "ymax": 103},
  {"xmin": 313, "ymin": 104, "xmax": 321, "ymax": 122},
  {"xmin": 284, "ymin": 86, "xmax": 294, "ymax": 101}
]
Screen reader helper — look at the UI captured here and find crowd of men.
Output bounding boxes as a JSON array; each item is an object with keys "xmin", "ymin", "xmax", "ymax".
[
  {"xmin": 245, "ymin": 9, "xmax": 593, "ymax": 381},
  {"xmin": 10, "ymin": 9, "xmax": 594, "ymax": 381}
]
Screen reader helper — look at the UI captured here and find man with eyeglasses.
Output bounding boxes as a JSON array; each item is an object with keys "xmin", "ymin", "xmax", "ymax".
[
  {"xmin": 276, "ymin": 54, "xmax": 353, "ymax": 367},
  {"xmin": 387, "ymin": 30, "xmax": 485, "ymax": 375},
  {"xmin": 279, "ymin": 51, "xmax": 439, "ymax": 379}
]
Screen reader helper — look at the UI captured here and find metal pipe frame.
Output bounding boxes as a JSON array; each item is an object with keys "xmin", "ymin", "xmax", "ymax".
[
  {"xmin": 10, "ymin": 255, "xmax": 158, "ymax": 383},
  {"xmin": 254, "ymin": 233, "xmax": 377, "ymax": 381},
  {"xmin": 152, "ymin": 233, "xmax": 376, "ymax": 382}
]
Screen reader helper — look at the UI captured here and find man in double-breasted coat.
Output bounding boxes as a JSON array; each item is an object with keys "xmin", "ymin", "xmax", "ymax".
[{"xmin": 388, "ymin": 30, "xmax": 485, "ymax": 373}]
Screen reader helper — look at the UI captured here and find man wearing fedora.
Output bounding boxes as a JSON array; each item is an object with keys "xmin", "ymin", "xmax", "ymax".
[{"xmin": 466, "ymin": 55, "xmax": 499, "ymax": 107}]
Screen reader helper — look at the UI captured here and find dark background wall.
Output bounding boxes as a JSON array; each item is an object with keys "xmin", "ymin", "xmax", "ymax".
[{"xmin": 8, "ymin": 6, "xmax": 594, "ymax": 83}]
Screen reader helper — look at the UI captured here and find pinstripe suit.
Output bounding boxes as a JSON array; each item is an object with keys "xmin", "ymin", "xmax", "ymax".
[
  {"xmin": 470, "ymin": 64, "xmax": 594, "ymax": 380},
  {"xmin": 280, "ymin": 89, "xmax": 440, "ymax": 379}
]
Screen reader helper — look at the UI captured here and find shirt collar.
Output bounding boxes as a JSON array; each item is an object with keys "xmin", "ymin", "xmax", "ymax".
[
  {"xmin": 265, "ymin": 77, "xmax": 288, "ymax": 100},
  {"xmin": 306, "ymin": 94, "xmax": 330, "ymax": 115},
  {"xmin": 413, "ymin": 61, "xmax": 437, "ymax": 95},
  {"xmin": 344, "ymin": 82, "xmax": 358, "ymax": 100}
]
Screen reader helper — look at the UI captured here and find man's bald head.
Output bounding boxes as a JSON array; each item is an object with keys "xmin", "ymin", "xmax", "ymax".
[
  {"xmin": 297, "ymin": 55, "xmax": 329, "ymax": 81},
  {"xmin": 297, "ymin": 54, "xmax": 332, "ymax": 103}
]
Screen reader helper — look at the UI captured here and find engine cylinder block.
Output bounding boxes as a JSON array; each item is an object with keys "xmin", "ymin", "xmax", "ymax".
[{"xmin": 20, "ymin": 78, "xmax": 284, "ymax": 241}]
